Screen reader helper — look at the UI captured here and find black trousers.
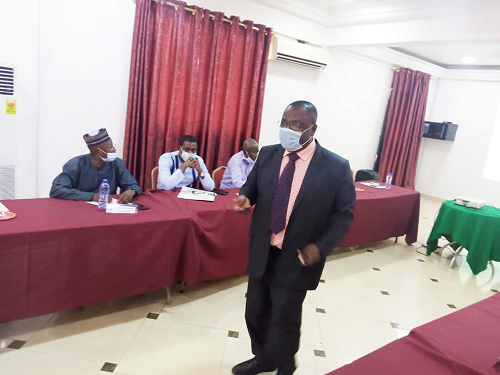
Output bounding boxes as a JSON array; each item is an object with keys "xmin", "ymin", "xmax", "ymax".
[{"xmin": 245, "ymin": 246, "xmax": 307, "ymax": 369}]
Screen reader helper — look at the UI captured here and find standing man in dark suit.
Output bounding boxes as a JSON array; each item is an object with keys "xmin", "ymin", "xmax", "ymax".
[{"xmin": 232, "ymin": 101, "xmax": 356, "ymax": 375}]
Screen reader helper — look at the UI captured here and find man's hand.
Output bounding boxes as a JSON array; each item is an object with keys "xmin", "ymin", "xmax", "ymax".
[
  {"xmin": 298, "ymin": 244, "xmax": 321, "ymax": 267},
  {"xmin": 191, "ymin": 160, "xmax": 205, "ymax": 179},
  {"xmin": 180, "ymin": 158, "xmax": 197, "ymax": 173},
  {"xmin": 118, "ymin": 189, "xmax": 135, "ymax": 204},
  {"xmin": 92, "ymin": 193, "xmax": 112, "ymax": 203},
  {"xmin": 234, "ymin": 195, "xmax": 251, "ymax": 213}
]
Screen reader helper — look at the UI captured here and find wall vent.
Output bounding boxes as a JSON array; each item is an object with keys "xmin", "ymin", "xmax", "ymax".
[
  {"xmin": 0, "ymin": 165, "xmax": 15, "ymax": 200},
  {"xmin": 0, "ymin": 66, "xmax": 14, "ymax": 95}
]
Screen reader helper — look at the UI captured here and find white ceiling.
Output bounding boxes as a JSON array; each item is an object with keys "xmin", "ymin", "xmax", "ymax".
[
  {"xmin": 254, "ymin": 0, "xmax": 500, "ymax": 68},
  {"xmin": 253, "ymin": 0, "xmax": 494, "ymax": 27},
  {"xmin": 392, "ymin": 42, "xmax": 500, "ymax": 69}
]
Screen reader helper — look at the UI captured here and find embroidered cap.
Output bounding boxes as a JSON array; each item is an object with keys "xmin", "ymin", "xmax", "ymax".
[{"xmin": 83, "ymin": 128, "xmax": 111, "ymax": 147}]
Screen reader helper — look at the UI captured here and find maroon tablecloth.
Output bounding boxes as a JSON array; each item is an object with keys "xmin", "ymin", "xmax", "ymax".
[
  {"xmin": 327, "ymin": 293, "xmax": 500, "ymax": 375},
  {"xmin": 0, "ymin": 183, "xmax": 418, "ymax": 323},
  {"xmin": 0, "ymin": 193, "xmax": 193, "ymax": 323},
  {"xmin": 150, "ymin": 189, "xmax": 249, "ymax": 285},
  {"xmin": 339, "ymin": 182, "xmax": 420, "ymax": 246}
]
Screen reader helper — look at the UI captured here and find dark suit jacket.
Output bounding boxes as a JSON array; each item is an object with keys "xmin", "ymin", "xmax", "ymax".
[{"xmin": 240, "ymin": 141, "xmax": 356, "ymax": 290}]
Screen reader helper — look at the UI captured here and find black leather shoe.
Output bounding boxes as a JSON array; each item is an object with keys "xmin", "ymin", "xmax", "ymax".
[{"xmin": 232, "ymin": 357, "xmax": 275, "ymax": 375}]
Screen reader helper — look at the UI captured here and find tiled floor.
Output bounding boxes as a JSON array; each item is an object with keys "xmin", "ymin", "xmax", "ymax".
[{"xmin": 1, "ymin": 197, "xmax": 498, "ymax": 375}]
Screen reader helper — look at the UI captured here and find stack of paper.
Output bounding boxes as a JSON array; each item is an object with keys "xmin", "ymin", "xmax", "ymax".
[
  {"xmin": 359, "ymin": 182, "xmax": 387, "ymax": 189},
  {"xmin": 177, "ymin": 187, "xmax": 216, "ymax": 202}
]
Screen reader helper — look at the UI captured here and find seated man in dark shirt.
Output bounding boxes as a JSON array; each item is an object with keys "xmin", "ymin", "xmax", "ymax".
[{"xmin": 50, "ymin": 128, "xmax": 141, "ymax": 203}]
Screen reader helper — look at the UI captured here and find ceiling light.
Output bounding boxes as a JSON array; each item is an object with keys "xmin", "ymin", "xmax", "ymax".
[{"xmin": 461, "ymin": 56, "xmax": 476, "ymax": 64}]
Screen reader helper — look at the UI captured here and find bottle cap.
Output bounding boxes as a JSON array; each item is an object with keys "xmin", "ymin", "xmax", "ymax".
[{"xmin": 102, "ymin": 179, "xmax": 108, "ymax": 183}]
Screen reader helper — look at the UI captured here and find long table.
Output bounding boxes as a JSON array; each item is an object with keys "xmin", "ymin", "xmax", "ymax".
[
  {"xmin": 327, "ymin": 293, "xmax": 500, "ymax": 375},
  {"xmin": 340, "ymin": 182, "xmax": 420, "ymax": 246},
  {"xmin": 0, "ymin": 183, "xmax": 418, "ymax": 323}
]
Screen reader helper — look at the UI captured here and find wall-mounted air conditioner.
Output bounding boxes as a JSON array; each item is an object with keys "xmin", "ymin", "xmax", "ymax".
[{"xmin": 269, "ymin": 34, "xmax": 329, "ymax": 69}]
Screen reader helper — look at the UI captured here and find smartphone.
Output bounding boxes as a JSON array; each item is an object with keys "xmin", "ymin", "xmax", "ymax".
[
  {"xmin": 213, "ymin": 188, "xmax": 229, "ymax": 195},
  {"xmin": 136, "ymin": 203, "xmax": 150, "ymax": 211}
]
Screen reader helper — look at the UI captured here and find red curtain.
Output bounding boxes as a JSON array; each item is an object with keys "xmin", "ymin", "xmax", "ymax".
[
  {"xmin": 378, "ymin": 68, "xmax": 431, "ymax": 189},
  {"xmin": 123, "ymin": 0, "xmax": 272, "ymax": 190}
]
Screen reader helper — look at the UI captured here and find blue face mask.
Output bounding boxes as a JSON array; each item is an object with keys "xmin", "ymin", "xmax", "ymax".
[
  {"xmin": 243, "ymin": 151, "xmax": 256, "ymax": 164},
  {"xmin": 279, "ymin": 125, "xmax": 314, "ymax": 152}
]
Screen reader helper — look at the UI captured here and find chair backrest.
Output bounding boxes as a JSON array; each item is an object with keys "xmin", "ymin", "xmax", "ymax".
[
  {"xmin": 151, "ymin": 166, "xmax": 159, "ymax": 189},
  {"xmin": 212, "ymin": 166, "xmax": 227, "ymax": 190},
  {"xmin": 355, "ymin": 169, "xmax": 380, "ymax": 182}
]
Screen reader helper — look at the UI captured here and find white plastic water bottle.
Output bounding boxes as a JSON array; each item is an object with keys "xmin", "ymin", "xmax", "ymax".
[
  {"xmin": 98, "ymin": 179, "xmax": 110, "ymax": 209},
  {"xmin": 385, "ymin": 172, "xmax": 392, "ymax": 189}
]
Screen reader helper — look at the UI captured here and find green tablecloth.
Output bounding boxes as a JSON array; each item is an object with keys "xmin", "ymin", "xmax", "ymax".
[{"xmin": 427, "ymin": 200, "xmax": 500, "ymax": 275}]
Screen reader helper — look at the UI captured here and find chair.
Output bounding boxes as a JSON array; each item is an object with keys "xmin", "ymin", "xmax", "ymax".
[
  {"xmin": 151, "ymin": 166, "xmax": 159, "ymax": 189},
  {"xmin": 355, "ymin": 169, "xmax": 379, "ymax": 182},
  {"xmin": 212, "ymin": 166, "xmax": 226, "ymax": 190}
]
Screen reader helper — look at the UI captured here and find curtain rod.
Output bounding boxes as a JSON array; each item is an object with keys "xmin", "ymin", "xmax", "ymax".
[
  {"xmin": 151, "ymin": 0, "xmax": 266, "ymax": 33},
  {"xmin": 393, "ymin": 66, "xmax": 417, "ymax": 72}
]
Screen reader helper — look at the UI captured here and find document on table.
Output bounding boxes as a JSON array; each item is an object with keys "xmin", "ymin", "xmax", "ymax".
[
  {"xmin": 177, "ymin": 186, "xmax": 216, "ymax": 202},
  {"xmin": 87, "ymin": 198, "xmax": 119, "ymax": 206},
  {"xmin": 0, "ymin": 202, "xmax": 9, "ymax": 212},
  {"xmin": 360, "ymin": 182, "xmax": 387, "ymax": 189}
]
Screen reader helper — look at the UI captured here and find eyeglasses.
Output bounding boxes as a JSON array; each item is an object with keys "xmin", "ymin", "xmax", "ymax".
[
  {"xmin": 98, "ymin": 144, "xmax": 116, "ymax": 153},
  {"xmin": 278, "ymin": 120, "xmax": 316, "ymax": 132}
]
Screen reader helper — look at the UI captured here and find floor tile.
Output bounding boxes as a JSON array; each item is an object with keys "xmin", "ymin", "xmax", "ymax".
[
  {"xmin": 370, "ymin": 256, "xmax": 435, "ymax": 278},
  {"xmin": 319, "ymin": 283, "xmax": 398, "ymax": 323},
  {"xmin": 237, "ymin": 312, "xmax": 250, "ymax": 341},
  {"xmin": 23, "ymin": 301, "xmax": 157, "ymax": 363},
  {"xmin": 220, "ymin": 338, "xmax": 254, "ymax": 375},
  {"xmin": 377, "ymin": 271, "xmax": 495, "ymax": 309},
  {"xmin": 236, "ymin": 305, "xmax": 324, "ymax": 351},
  {"xmin": 294, "ymin": 347, "xmax": 317, "ymax": 375},
  {"xmin": 0, "ymin": 349, "xmax": 103, "ymax": 375},
  {"xmin": 117, "ymin": 319, "xmax": 227, "ymax": 375},
  {"xmin": 300, "ymin": 307, "xmax": 324, "ymax": 350},
  {"xmin": 0, "ymin": 314, "xmax": 54, "ymax": 341},
  {"xmin": 315, "ymin": 356, "xmax": 349, "ymax": 375},
  {"xmin": 158, "ymin": 289, "xmax": 245, "ymax": 331},
  {"xmin": 303, "ymin": 289, "xmax": 325, "ymax": 309},
  {"xmin": 383, "ymin": 295, "xmax": 453, "ymax": 330},
  {"xmin": 321, "ymin": 264, "xmax": 385, "ymax": 291},
  {"xmin": 200, "ymin": 274, "xmax": 249, "ymax": 294},
  {"xmin": 7, "ymin": 340, "xmax": 26, "ymax": 349},
  {"xmin": 317, "ymin": 314, "xmax": 397, "ymax": 362},
  {"xmin": 0, "ymin": 339, "xmax": 12, "ymax": 353}
]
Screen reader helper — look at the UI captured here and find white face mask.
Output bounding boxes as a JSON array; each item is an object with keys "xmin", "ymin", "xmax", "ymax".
[
  {"xmin": 279, "ymin": 125, "xmax": 314, "ymax": 152},
  {"xmin": 180, "ymin": 149, "xmax": 197, "ymax": 161},
  {"xmin": 98, "ymin": 148, "xmax": 118, "ymax": 163}
]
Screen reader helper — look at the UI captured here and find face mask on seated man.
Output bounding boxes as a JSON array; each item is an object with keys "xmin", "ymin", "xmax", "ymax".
[
  {"xmin": 220, "ymin": 138, "xmax": 259, "ymax": 190},
  {"xmin": 156, "ymin": 135, "xmax": 215, "ymax": 192},
  {"xmin": 49, "ymin": 128, "xmax": 140, "ymax": 204}
]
